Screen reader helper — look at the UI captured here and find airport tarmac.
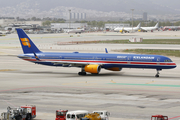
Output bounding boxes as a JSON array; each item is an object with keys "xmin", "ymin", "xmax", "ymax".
[{"xmin": 0, "ymin": 31, "xmax": 180, "ymax": 120}]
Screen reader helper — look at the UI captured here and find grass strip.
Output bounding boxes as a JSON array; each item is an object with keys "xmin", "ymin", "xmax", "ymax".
[
  {"xmin": 113, "ymin": 49, "xmax": 180, "ymax": 57},
  {"xmin": 97, "ymin": 39, "xmax": 180, "ymax": 44}
]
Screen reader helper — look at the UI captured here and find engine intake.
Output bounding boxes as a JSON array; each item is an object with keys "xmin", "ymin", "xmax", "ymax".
[{"xmin": 84, "ymin": 65, "xmax": 101, "ymax": 74}]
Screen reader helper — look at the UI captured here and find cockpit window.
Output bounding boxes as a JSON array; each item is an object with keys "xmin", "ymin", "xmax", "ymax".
[{"xmin": 164, "ymin": 59, "xmax": 172, "ymax": 62}]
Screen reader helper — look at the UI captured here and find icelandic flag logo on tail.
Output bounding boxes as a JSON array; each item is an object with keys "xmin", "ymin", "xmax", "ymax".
[{"xmin": 20, "ymin": 38, "xmax": 31, "ymax": 48}]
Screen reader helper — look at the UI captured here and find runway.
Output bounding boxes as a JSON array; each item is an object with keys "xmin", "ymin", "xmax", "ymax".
[{"xmin": 0, "ymin": 31, "xmax": 180, "ymax": 120}]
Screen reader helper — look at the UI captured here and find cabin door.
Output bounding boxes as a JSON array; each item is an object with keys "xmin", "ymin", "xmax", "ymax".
[
  {"xmin": 157, "ymin": 57, "xmax": 160, "ymax": 62},
  {"xmin": 127, "ymin": 56, "xmax": 131, "ymax": 61}
]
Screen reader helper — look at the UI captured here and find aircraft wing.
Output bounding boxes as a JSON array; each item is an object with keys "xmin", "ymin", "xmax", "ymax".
[{"xmin": 50, "ymin": 61, "xmax": 103, "ymax": 67}]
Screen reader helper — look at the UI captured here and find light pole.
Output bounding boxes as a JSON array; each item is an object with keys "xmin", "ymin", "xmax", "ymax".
[
  {"xmin": 69, "ymin": 9, "xmax": 71, "ymax": 29},
  {"xmin": 131, "ymin": 9, "xmax": 134, "ymax": 33}
]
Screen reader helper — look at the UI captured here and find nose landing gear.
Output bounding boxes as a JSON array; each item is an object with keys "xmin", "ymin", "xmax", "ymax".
[{"xmin": 155, "ymin": 69, "xmax": 161, "ymax": 77}]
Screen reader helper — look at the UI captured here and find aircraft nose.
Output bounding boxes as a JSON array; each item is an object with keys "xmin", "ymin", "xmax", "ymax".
[
  {"xmin": 171, "ymin": 62, "xmax": 177, "ymax": 68},
  {"xmin": 174, "ymin": 62, "xmax": 177, "ymax": 68}
]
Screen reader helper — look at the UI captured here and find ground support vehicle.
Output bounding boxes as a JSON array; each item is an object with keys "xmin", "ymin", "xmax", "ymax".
[
  {"xmin": 55, "ymin": 109, "xmax": 68, "ymax": 120},
  {"xmin": 151, "ymin": 115, "xmax": 168, "ymax": 120},
  {"xmin": 1, "ymin": 105, "xmax": 36, "ymax": 120},
  {"xmin": 81, "ymin": 113, "xmax": 101, "ymax": 120},
  {"xmin": 20, "ymin": 105, "xmax": 36, "ymax": 120},
  {"xmin": 66, "ymin": 110, "xmax": 89, "ymax": 120},
  {"xmin": 92, "ymin": 111, "xmax": 110, "ymax": 120}
]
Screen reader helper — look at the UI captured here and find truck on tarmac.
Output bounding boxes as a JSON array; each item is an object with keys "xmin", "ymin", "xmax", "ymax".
[
  {"xmin": 55, "ymin": 109, "xmax": 110, "ymax": 120},
  {"xmin": 92, "ymin": 111, "xmax": 110, "ymax": 120},
  {"xmin": 151, "ymin": 115, "xmax": 168, "ymax": 120},
  {"xmin": 81, "ymin": 113, "xmax": 101, "ymax": 120},
  {"xmin": 55, "ymin": 109, "xmax": 68, "ymax": 120},
  {"xmin": 66, "ymin": 110, "xmax": 89, "ymax": 120},
  {"xmin": 1, "ymin": 105, "xmax": 36, "ymax": 120}
]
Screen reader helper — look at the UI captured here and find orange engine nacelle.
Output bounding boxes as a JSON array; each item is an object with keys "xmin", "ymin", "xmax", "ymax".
[
  {"xmin": 120, "ymin": 30, "xmax": 123, "ymax": 33},
  {"xmin": 84, "ymin": 65, "xmax": 101, "ymax": 74}
]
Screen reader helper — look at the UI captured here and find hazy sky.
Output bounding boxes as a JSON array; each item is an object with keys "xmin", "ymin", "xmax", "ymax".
[{"xmin": 1, "ymin": 0, "xmax": 180, "ymax": 15}]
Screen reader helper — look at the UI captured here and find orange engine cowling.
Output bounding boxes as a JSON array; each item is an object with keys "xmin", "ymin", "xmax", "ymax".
[
  {"xmin": 120, "ymin": 30, "xmax": 123, "ymax": 33},
  {"xmin": 84, "ymin": 65, "xmax": 101, "ymax": 74}
]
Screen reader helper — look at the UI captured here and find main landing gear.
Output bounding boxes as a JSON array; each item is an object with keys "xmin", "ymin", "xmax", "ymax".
[
  {"xmin": 78, "ymin": 67, "xmax": 86, "ymax": 75},
  {"xmin": 155, "ymin": 69, "xmax": 161, "ymax": 77},
  {"xmin": 78, "ymin": 72, "xmax": 86, "ymax": 75}
]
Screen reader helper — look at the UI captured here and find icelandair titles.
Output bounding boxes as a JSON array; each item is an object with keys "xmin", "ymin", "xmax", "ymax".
[
  {"xmin": 117, "ymin": 56, "xmax": 154, "ymax": 59},
  {"xmin": 133, "ymin": 56, "xmax": 154, "ymax": 59}
]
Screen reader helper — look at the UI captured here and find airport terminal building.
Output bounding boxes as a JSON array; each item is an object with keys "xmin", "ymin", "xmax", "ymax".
[{"xmin": 51, "ymin": 23, "xmax": 87, "ymax": 31}]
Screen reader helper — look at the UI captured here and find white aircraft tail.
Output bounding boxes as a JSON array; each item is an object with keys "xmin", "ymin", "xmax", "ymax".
[
  {"xmin": 155, "ymin": 22, "xmax": 159, "ymax": 28},
  {"xmin": 136, "ymin": 23, "xmax": 141, "ymax": 28}
]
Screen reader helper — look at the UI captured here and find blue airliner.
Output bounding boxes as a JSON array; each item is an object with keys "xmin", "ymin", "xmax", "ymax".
[{"xmin": 16, "ymin": 28, "xmax": 176, "ymax": 77}]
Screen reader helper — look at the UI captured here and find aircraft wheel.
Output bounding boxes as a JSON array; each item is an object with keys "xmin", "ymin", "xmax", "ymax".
[
  {"xmin": 155, "ymin": 74, "xmax": 159, "ymax": 77},
  {"xmin": 15, "ymin": 115, "xmax": 22, "ymax": 120},
  {"xmin": 78, "ymin": 72, "xmax": 86, "ymax": 75},
  {"xmin": 26, "ymin": 114, "xmax": 32, "ymax": 120}
]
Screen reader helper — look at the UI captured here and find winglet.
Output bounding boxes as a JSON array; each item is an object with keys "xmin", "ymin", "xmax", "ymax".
[{"xmin": 105, "ymin": 48, "xmax": 108, "ymax": 54}]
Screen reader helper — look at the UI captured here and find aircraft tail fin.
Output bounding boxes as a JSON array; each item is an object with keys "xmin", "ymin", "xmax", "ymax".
[
  {"xmin": 137, "ymin": 23, "xmax": 141, "ymax": 28},
  {"xmin": 16, "ymin": 28, "xmax": 41, "ymax": 54},
  {"xmin": 155, "ymin": 22, "xmax": 159, "ymax": 28}
]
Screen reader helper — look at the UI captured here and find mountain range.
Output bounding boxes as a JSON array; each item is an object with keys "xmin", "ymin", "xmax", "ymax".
[{"xmin": 0, "ymin": 0, "xmax": 180, "ymax": 19}]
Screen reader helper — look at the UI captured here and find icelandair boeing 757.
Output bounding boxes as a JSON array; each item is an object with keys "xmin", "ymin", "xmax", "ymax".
[{"xmin": 16, "ymin": 29, "xmax": 176, "ymax": 77}]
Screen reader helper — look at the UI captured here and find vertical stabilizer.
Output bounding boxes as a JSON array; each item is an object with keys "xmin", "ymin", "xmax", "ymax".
[
  {"xmin": 16, "ymin": 28, "xmax": 41, "ymax": 54},
  {"xmin": 155, "ymin": 22, "xmax": 159, "ymax": 28},
  {"xmin": 137, "ymin": 23, "xmax": 141, "ymax": 28}
]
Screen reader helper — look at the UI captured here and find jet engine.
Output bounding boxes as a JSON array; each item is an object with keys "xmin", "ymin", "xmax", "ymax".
[
  {"xmin": 84, "ymin": 64, "xmax": 101, "ymax": 74},
  {"xmin": 120, "ymin": 30, "xmax": 123, "ymax": 33}
]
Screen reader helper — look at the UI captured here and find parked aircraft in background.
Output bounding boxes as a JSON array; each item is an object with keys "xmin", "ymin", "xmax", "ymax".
[
  {"xmin": 139, "ymin": 23, "xmax": 159, "ymax": 32},
  {"xmin": 16, "ymin": 28, "xmax": 176, "ymax": 77},
  {"xmin": 162, "ymin": 26, "xmax": 180, "ymax": 31},
  {"xmin": 67, "ymin": 28, "xmax": 84, "ymax": 34},
  {"xmin": 114, "ymin": 23, "xmax": 141, "ymax": 33},
  {"xmin": 0, "ymin": 30, "xmax": 10, "ymax": 36}
]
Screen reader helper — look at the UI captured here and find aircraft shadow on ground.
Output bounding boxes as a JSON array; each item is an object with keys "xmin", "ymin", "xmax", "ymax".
[
  {"xmin": 13, "ymin": 71, "xmax": 180, "ymax": 79},
  {"xmin": 105, "ymin": 35, "xmax": 137, "ymax": 36}
]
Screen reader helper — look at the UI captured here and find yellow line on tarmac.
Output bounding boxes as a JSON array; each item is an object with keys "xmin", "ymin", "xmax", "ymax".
[
  {"xmin": 146, "ymin": 80, "xmax": 155, "ymax": 84},
  {"xmin": 62, "ymin": 81, "xmax": 98, "ymax": 86},
  {"xmin": 0, "ymin": 35, "xmax": 68, "ymax": 41},
  {"xmin": 110, "ymin": 80, "xmax": 116, "ymax": 83},
  {"xmin": 0, "ymin": 69, "xmax": 17, "ymax": 72},
  {"xmin": 0, "ymin": 46, "xmax": 19, "ymax": 49}
]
